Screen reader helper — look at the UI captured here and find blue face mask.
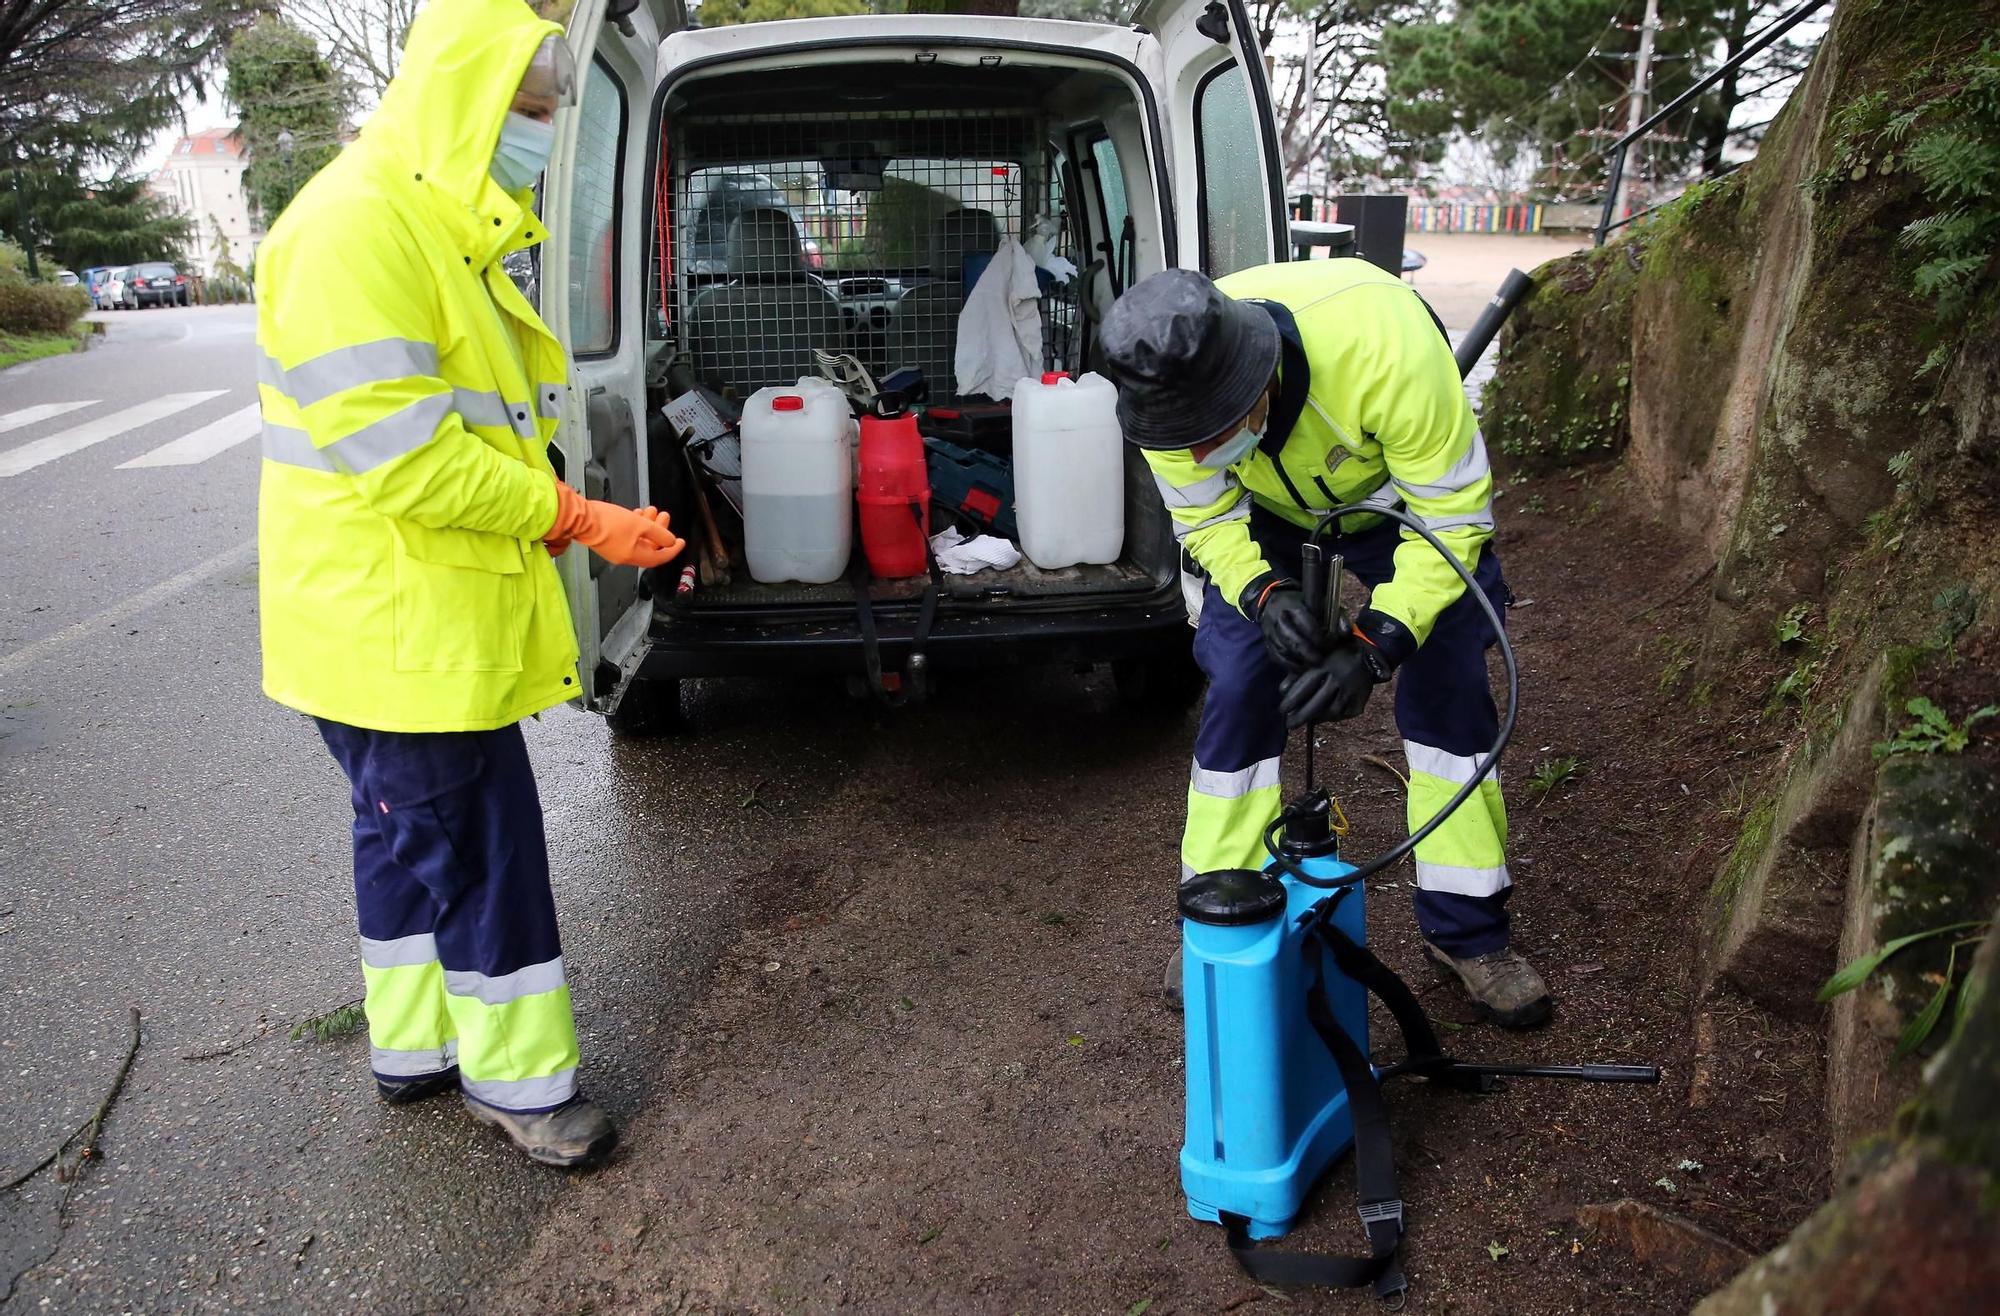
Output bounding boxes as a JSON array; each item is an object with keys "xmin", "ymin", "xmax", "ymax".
[
  {"xmin": 1196, "ymin": 424, "xmax": 1262, "ymax": 470},
  {"xmin": 490, "ymin": 112, "xmax": 555, "ymax": 192}
]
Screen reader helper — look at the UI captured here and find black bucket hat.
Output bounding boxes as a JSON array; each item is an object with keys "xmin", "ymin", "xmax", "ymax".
[{"xmin": 1098, "ymin": 269, "xmax": 1280, "ymax": 450}]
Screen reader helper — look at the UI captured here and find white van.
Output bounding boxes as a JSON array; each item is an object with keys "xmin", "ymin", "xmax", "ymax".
[{"xmin": 542, "ymin": 0, "xmax": 1290, "ymax": 730}]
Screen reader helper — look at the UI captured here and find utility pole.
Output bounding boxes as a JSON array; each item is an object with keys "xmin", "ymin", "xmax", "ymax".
[{"xmin": 1614, "ymin": 0, "xmax": 1663, "ymax": 221}]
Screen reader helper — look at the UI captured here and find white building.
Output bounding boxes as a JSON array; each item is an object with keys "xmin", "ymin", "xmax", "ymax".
[{"xmin": 149, "ymin": 128, "xmax": 263, "ymax": 278}]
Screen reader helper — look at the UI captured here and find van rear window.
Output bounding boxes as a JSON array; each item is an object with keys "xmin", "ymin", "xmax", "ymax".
[{"xmin": 663, "ymin": 112, "xmax": 1080, "ymax": 405}]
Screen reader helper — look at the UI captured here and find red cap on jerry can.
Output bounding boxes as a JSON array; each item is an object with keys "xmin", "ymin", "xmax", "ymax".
[{"xmin": 1041, "ymin": 371, "xmax": 1070, "ymax": 385}]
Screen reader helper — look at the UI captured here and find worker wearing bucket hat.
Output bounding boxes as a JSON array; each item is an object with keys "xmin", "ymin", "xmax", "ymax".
[{"xmin": 1100, "ymin": 263, "xmax": 1551, "ymax": 1029}]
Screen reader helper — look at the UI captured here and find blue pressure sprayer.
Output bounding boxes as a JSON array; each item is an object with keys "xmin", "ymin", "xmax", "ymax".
[{"xmin": 1178, "ymin": 503, "xmax": 1660, "ymax": 1301}]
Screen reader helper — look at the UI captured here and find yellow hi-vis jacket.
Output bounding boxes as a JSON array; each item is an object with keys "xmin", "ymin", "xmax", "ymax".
[
  {"xmin": 1144, "ymin": 259, "xmax": 1493, "ymax": 654},
  {"xmin": 255, "ymin": 0, "xmax": 579, "ymax": 733}
]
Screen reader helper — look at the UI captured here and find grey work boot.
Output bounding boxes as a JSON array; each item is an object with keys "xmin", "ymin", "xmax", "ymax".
[
  {"xmin": 1163, "ymin": 946, "xmax": 1184, "ymax": 1011},
  {"xmin": 464, "ymin": 1093, "xmax": 618, "ymax": 1169},
  {"xmin": 1422, "ymin": 940, "xmax": 1553, "ymax": 1029},
  {"xmin": 377, "ymin": 1066, "xmax": 460, "ymax": 1105}
]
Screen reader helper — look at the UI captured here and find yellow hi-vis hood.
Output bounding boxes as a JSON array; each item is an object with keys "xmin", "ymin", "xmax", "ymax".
[
  {"xmin": 365, "ymin": 0, "xmax": 563, "ymax": 226},
  {"xmin": 254, "ymin": 0, "xmax": 584, "ymax": 733}
]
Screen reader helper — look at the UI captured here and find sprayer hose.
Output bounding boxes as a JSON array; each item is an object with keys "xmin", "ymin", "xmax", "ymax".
[{"xmin": 1265, "ymin": 504, "xmax": 1519, "ymax": 889}]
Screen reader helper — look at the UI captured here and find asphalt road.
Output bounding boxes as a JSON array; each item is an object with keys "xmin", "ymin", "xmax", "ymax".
[{"xmin": 0, "ymin": 305, "xmax": 768, "ymax": 1313}]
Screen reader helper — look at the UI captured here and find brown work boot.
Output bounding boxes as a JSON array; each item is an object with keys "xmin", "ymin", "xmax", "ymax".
[
  {"xmin": 1163, "ymin": 946, "xmax": 1184, "ymax": 1011},
  {"xmin": 1422, "ymin": 940, "xmax": 1553, "ymax": 1029},
  {"xmin": 464, "ymin": 1093, "xmax": 617, "ymax": 1169}
]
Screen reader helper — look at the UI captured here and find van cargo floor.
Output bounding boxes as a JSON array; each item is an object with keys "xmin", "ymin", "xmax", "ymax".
[{"xmin": 691, "ymin": 554, "xmax": 1160, "ymax": 609}]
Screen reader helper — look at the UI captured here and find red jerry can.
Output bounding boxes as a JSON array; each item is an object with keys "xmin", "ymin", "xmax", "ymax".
[{"xmin": 856, "ymin": 398, "xmax": 930, "ymax": 578}]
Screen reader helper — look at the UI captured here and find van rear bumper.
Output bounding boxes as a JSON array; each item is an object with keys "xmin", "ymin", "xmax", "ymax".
[{"xmin": 638, "ymin": 596, "xmax": 1190, "ymax": 679}]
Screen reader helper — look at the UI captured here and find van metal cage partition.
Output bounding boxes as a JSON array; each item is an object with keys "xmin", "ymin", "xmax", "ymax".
[{"xmin": 655, "ymin": 108, "xmax": 1080, "ymax": 404}]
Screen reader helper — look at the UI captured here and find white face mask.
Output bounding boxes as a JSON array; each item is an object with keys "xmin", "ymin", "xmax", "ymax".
[
  {"xmin": 490, "ymin": 112, "xmax": 555, "ymax": 192},
  {"xmin": 1196, "ymin": 423, "xmax": 1263, "ymax": 470}
]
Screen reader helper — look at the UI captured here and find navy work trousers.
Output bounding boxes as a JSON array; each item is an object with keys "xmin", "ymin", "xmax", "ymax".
[{"xmin": 316, "ymin": 720, "xmax": 580, "ymax": 1113}]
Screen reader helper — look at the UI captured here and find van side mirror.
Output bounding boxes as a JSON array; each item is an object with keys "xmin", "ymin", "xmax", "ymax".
[{"xmin": 1195, "ymin": 1, "xmax": 1230, "ymax": 43}]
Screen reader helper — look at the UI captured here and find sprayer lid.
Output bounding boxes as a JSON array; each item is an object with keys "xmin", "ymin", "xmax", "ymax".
[
  {"xmin": 1178, "ymin": 868, "xmax": 1286, "ymax": 926},
  {"xmin": 1040, "ymin": 371, "xmax": 1069, "ymax": 385},
  {"xmin": 772, "ymin": 395, "xmax": 804, "ymax": 411}
]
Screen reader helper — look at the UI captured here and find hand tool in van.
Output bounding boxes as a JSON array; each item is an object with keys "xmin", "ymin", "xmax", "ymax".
[
  {"xmin": 1178, "ymin": 504, "xmax": 1659, "ymax": 1303},
  {"xmin": 678, "ymin": 441, "xmax": 732, "ymax": 587}
]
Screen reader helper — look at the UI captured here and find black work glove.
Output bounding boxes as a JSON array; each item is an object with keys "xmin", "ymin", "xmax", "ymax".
[
  {"xmin": 1249, "ymin": 581, "xmax": 1326, "ymax": 675},
  {"xmin": 1279, "ymin": 633, "xmax": 1393, "ymax": 728}
]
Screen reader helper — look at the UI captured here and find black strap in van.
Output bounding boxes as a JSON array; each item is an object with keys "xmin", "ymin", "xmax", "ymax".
[{"xmin": 850, "ymin": 501, "xmax": 943, "ymax": 706}]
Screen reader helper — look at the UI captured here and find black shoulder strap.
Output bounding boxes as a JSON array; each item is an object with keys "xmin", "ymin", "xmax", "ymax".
[
  {"xmin": 849, "ymin": 500, "xmax": 944, "ymax": 706},
  {"xmin": 1246, "ymin": 299, "xmax": 1310, "ymax": 455},
  {"xmin": 1217, "ymin": 893, "xmax": 1467, "ymax": 1302}
]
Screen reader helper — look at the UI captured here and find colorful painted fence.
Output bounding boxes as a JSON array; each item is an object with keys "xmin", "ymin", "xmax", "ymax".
[{"xmin": 1407, "ymin": 202, "xmax": 1547, "ymax": 233}]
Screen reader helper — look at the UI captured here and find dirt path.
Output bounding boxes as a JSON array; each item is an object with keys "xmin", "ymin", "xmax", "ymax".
[{"xmin": 494, "ymin": 472, "xmax": 1825, "ymax": 1315}]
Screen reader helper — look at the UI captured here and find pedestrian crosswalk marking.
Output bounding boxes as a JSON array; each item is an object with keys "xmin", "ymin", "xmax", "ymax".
[
  {"xmin": 0, "ymin": 400, "xmax": 95, "ymax": 435},
  {"xmin": 117, "ymin": 404, "xmax": 262, "ymax": 469},
  {"xmin": 0, "ymin": 392, "xmax": 228, "ymax": 478}
]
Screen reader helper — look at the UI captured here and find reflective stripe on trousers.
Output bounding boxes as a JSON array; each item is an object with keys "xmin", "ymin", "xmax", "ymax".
[
  {"xmin": 324, "ymin": 720, "xmax": 580, "ymax": 1113},
  {"xmin": 1403, "ymin": 740, "xmax": 1510, "ymax": 897}
]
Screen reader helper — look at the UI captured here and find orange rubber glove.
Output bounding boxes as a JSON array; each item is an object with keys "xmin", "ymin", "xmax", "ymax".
[{"xmin": 544, "ymin": 477, "xmax": 685, "ymax": 569}]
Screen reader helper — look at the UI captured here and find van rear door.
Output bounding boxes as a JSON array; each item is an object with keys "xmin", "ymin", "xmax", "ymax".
[
  {"xmin": 1139, "ymin": 0, "xmax": 1288, "ymax": 277},
  {"xmin": 544, "ymin": 0, "xmax": 685, "ymax": 712}
]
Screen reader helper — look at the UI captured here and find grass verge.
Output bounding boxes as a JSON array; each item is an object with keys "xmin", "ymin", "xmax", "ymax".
[{"xmin": 0, "ymin": 324, "xmax": 88, "ymax": 371}]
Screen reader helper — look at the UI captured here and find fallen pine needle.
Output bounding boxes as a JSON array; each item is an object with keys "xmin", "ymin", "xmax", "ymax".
[{"xmin": 1361, "ymin": 754, "xmax": 1408, "ymax": 787}]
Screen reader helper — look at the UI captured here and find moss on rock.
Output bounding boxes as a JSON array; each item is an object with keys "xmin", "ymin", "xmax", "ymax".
[{"xmin": 1481, "ymin": 240, "xmax": 1643, "ymax": 474}]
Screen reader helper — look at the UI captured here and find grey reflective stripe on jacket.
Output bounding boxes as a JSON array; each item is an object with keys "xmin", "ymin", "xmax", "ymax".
[
  {"xmin": 262, "ymin": 337, "xmax": 540, "ymax": 444},
  {"xmin": 260, "ymin": 338, "xmax": 441, "ymax": 408},
  {"xmin": 453, "ymin": 387, "xmax": 541, "ymax": 439},
  {"xmin": 1417, "ymin": 502, "xmax": 1496, "ymax": 534},
  {"xmin": 261, "ymin": 393, "xmax": 453, "ymax": 475},
  {"xmin": 1153, "ymin": 467, "xmax": 1234, "ymax": 510},
  {"xmin": 1171, "ymin": 491, "xmax": 1253, "ymax": 541},
  {"xmin": 262, "ymin": 420, "xmax": 335, "ymax": 472},
  {"xmin": 1391, "ymin": 433, "xmax": 1492, "ymax": 501}
]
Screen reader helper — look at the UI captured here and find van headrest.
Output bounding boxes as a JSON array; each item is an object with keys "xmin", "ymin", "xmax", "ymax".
[
  {"xmin": 929, "ymin": 207, "xmax": 1002, "ymax": 280},
  {"xmin": 726, "ymin": 207, "xmax": 806, "ymax": 278}
]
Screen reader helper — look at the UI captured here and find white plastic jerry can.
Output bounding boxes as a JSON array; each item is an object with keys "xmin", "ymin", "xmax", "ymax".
[
  {"xmin": 1011, "ymin": 370, "xmax": 1125, "ymax": 569},
  {"xmin": 741, "ymin": 378, "xmax": 853, "ymax": 584}
]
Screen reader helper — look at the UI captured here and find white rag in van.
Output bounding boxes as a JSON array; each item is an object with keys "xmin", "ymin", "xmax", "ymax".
[
  {"xmin": 953, "ymin": 238, "xmax": 1043, "ymax": 402},
  {"xmin": 930, "ymin": 525, "xmax": 1022, "ymax": 575}
]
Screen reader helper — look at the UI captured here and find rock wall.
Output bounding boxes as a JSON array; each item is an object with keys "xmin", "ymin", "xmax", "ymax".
[{"xmin": 1482, "ymin": 0, "xmax": 2000, "ymax": 1303}]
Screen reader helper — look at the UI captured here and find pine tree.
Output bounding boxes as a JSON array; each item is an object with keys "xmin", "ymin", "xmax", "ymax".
[{"xmin": 225, "ymin": 15, "xmax": 353, "ymax": 227}]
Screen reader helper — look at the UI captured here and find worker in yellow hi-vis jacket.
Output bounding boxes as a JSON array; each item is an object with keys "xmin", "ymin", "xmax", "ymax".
[
  {"xmin": 1101, "ymin": 263, "xmax": 1551, "ymax": 1028},
  {"xmin": 255, "ymin": 0, "xmax": 683, "ymax": 1166}
]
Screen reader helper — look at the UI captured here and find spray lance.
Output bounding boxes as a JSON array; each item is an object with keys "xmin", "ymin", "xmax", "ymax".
[{"xmin": 1177, "ymin": 490, "xmax": 1657, "ymax": 1303}]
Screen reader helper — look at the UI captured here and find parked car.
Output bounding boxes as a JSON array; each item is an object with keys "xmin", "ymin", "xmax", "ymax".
[
  {"xmin": 682, "ymin": 169, "xmax": 823, "ymax": 278},
  {"xmin": 127, "ymin": 261, "xmax": 189, "ymax": 308},
  {"xmin": 55, "ymin": 269, "xmax": 79, "ymax": 287},
  {"xmin": 539, "ymin": 0, "xmax": 1293, "ymax": 729},
  {"xmin": 80, "ymin": 265, "xmax": 112, "ymax": 297},
  {"xmin": 95, "ymin": 268, "xmax": 135, "ymax": 311}
]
